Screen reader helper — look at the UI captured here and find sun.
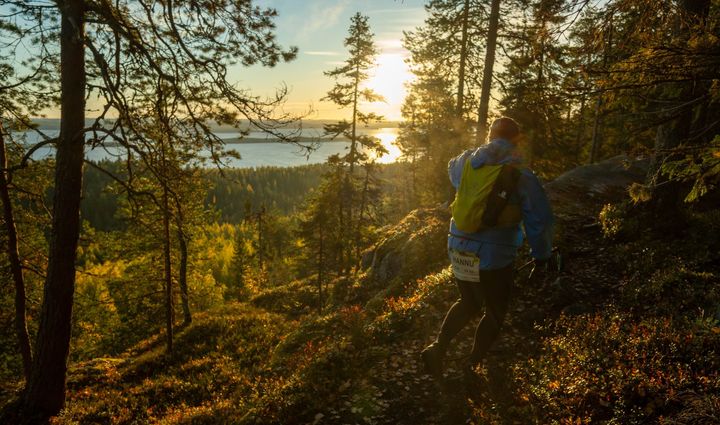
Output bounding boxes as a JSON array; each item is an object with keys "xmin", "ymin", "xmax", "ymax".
[{"xmin": 362, "ymin": 53, "xmax": 415, "ymax": 121}]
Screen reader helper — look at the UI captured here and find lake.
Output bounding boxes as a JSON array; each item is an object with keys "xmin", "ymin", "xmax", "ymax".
[{"xmin": 15, "ymin": 128, "xmax": 403, "ymax": 168}]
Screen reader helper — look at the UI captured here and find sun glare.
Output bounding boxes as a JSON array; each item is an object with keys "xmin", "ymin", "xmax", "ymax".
[
  {"xmin": 362, "ymin": 52, "xmax": 415, "ymax": 121},
  {"xmin": 372, "ymin": 131, "xmax": 403, "ymax": 164}
]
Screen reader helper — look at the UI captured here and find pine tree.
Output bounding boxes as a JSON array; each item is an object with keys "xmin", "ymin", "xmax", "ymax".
[
  {"xmin": 230, "ymin": 228, "xmax": 251, "ymax": 300},
  {"xmin": 568, "ymin": 0, "xmax": 719, "ymax": 205},
  {"xmin": 399, "ymin": 0, "xmax": 494, "ymax": 203},
  {"xmin": 476, "ymin": 0, "xmax": 502, "ymax": 143},
  {"xmin": 498, "ymin": 0, "xmax": 577, "ymax": 176},
  {"xmin": 297, "ymin": 168, "xmax": 344, "ymax": 311},
  {"xmin": 404, "ymin": 0, "xmax": 489, "ymax": 121},
  {"xmin": 322, "ymin": 13, "xmax": 386, "ymax": 274},
  {"xmin": 1, "ymin": 0, "xmax": 298, "ymax": 417},
  {"xmin": 397, "ymin": 62, "xmax": 460, "ymax": 203}
]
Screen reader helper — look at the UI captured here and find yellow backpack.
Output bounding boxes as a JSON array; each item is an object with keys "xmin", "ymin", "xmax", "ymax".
[{"xmin": 451, "ymin": 161, "xmax": 522, "ymax": 233}]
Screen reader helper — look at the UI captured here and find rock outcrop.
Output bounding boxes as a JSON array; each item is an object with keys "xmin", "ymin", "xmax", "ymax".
[
  {"xmin": 545, "ymin": 155, "xmax": 648, "ymax": 216},
  {"xmin": 362, "ymin": 207, "xmax": 450, "ymax": 284}
]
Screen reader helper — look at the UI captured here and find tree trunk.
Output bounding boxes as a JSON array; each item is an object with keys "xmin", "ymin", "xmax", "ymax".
[
  {"xmin": 354, "ymin": 164, "xmax": 371, "ymax": 269},
  {"xmin": 456, "ymin": 0, "xmax": 470, "ymax": 116},
  {"xmin": 257, "ymin": 207, "xmax": 264, "ymax": 270},
  {"xmin": 589, "ymin": 16, "xmax": 613, "ymax": 164},
  {"xmin": 476, "ymin": 0, "xmax": 501, "ymax": 143},
  {"xmin": 23, "ymin": 0, "xmax": 86, "ymax": 416},
  {"xmin": 0, "ymin": 126, "xmax": 33, "ymax": 382},
  {"xmin": 337, "ymin": 190, "xmax": 344, "ymax": 275},
  {"xmin": 318, "ymin": 224, "xmax": 324, "ymax": 314},
  {"xmin": 344, "ymin": 173, "xmax": 354, "ymax": 277},
  {"xmin": 350, "ymin": 63, "xmax": 360, "ymax": 178},
  {"xmin": 574, "ymin": 94, "xmax": 586, "ymax": 163},
  {"xmin": 588, "ymin": 95, "xmax": 603, "ymax": 164},
  {"xmin": 177, "ymin": 228, "xmax": 191, "ymax": 326},
  {"xmin": 344, "ymin": 63, "xmax": 361, "ymax": 276},
  {"xmin": 162, "ymin": 181, "xmax": 174, "ymax": 353},
  {"xmin": 172, "ymin": 194, "xmax": 191, "ymax": 325}
]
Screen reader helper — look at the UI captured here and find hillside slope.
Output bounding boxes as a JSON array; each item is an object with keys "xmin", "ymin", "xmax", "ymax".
[{"xmin": 6, "ymin": 156, "xmax": 720, "ymax": 424}]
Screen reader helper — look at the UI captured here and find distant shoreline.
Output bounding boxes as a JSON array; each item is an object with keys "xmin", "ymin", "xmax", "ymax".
[
  {"xmin": 14, "ymin": 131, "xmax": 391, "ymax": 146},
  {"xmin": 20, "ymin": 118, "xmax": 401, "ymax": 132},
  {"xmin": 87, "ymin": 137, "xmax": 349, "ymax": 148},
  {"xmin": 220, "ymin": 136, "xmax": 349, "ymax": 144},
  {"xmin": 15, "ymin": 135, "xmax": 360, "ymax": 147}
]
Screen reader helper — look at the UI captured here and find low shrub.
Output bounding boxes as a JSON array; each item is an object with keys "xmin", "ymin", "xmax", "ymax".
[{"xmin": 515, "ymin": 311, "xmax": 720, "ymax": 423}]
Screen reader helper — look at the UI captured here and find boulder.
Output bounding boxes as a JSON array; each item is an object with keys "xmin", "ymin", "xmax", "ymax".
[{"xmin": 545, "ymin": 155, "xmax": 648, "ymax": 216}]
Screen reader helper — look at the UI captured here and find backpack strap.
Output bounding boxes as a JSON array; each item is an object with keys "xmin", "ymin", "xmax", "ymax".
[{"xmin": 482, "ymin": 164, "xmax": 521, "ymax": 227}]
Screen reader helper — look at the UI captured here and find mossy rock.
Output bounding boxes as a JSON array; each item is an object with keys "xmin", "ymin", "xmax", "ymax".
[{"xmin": 362, "ymin": 207, "xmax": 450, "ymax": 285}]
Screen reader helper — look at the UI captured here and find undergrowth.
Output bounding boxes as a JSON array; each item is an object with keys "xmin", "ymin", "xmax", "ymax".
[
  {"xmin": 6, "ymin": 204, "xmax": 719, "ymax": 424},
  {"xmin": 506, "ymin": 206, "xmax": 720, "ymax": 424}
]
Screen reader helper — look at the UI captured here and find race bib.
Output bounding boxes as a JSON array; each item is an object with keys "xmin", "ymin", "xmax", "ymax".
[{"xmin": 449, "ymin": 249, "xmax": 480, "ymax": 282}]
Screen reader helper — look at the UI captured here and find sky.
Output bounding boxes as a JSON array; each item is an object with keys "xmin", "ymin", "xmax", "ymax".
[
  {"xmin": 231, "ymin": 0, "xmax": 428, "ymax": 121},
  {"xmin": 6, "ymin": 1, "xmax": 428, "ymax": 121}
]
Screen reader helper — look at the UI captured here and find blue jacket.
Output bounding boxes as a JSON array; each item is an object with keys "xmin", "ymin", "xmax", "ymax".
[{"xmin": 447, "ymin": 138, "xmax": 554, "ymax": 270}]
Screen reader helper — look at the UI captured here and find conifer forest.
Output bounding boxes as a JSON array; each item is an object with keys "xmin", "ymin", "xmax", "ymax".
[{"xmin": 0, "ymin": 0, "xmax": 719, "ymax": 423}]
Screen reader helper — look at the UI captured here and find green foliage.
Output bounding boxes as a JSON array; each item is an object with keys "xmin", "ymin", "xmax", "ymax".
[
  {"xmin": 323, "ymin": 12, "xmax": 386, "ymax": 159},
  {"xmin": 72, "ymin": 260, "xmax": 124, "ymax": 359},
  {"xmin": 69, "ymin": 222, "xmax": 235, "ymax": 359},
  {"xmin": 628, "ymin": 182, "xmax": 654, "ymax": 204},
  {"xmin": 599, "ymin": 203, "xmax": 624, "ymax": 238},
  {"xmin": 615, "ymin": 209, "xmax": 720, "ymax": 318},
  {"xmin": 84, "ymin": 162, "xmax": 412, "ymax": 230},
  {"xmin": 194, "ymin": 223, "xmax": 237, "ymax": 289},
  {"xmin": 509, "ymin": 205, "xmax": 720, "ymax": 423},
  {"xmin": 625, "ymin": 265, "xmax": 719, "ymax": 318},
  {"xmin": 82, "ymin": 162, "xmax": 124, "ymax": 231},
  {"xmin": 396, "ymin": 84, "xmax": 465, "ymax": 204},
  {"xmin": 598, "ymin": 201, "xmax": 639, "ymax": 239},
  {"xmin": 297, "ymin": 13, "xmax": 388, "ymax": 283},
  {"xmin": 6, "ymin": 190, "xmax": 720, "ymax": 424},
  {"xmin": 498, "ymin": 0, "xmax": 586, "ymax": 178},
  {"xmin": 228, "ymin": 207, "xmax": 299, "ymax": 295},
  {"xmin": 660, "ymin": 137, "xmax": 720, "ymax": 203},
  {"xmin": 207, "ymin": 165, "xmax": 326, "ymax": 222},
  {"xmin": 4, "ymin": 0, "xmax": 720, "ymax": 420},
  {"xmin": 294, "ymin": 166, "xmax": 346, "ymax": 311}
]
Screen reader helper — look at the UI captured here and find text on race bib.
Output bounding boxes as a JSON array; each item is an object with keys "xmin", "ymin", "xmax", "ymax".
[{"xmin": 449, "ymin": 249, "xmax": 480, "ymax": 282}]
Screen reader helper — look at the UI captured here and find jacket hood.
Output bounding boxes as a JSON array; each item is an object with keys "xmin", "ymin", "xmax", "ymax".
[
  {"xmin": 469, "ymin": 138, "xmax": 522, "ymax": 169},
  {"xmin": 448, "ymin": 138, "xmax": 523, "ymax": 189}
]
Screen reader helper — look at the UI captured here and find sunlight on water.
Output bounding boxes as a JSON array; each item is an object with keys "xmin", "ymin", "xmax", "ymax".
[
  {"xmin": 371, "ymin": 129, "xmax": 402, "ymax": 164},
  {"xmin": 21, "ymin": 127, "xmax": 405, "ymax": 168}
]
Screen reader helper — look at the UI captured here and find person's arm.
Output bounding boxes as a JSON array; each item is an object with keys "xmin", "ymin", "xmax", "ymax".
[
  {"xmin": 518, "ymin": 170, "xmax": 554, "ymax": 260},
  {"xmin": 448, "ymin": 150, "xmax": 473, "ymax": 189}
]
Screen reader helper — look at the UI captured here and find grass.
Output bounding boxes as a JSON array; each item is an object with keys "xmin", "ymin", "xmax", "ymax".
[{"xmin": 49, "ymin": 304, "xmax": 292, "ymax": 424}]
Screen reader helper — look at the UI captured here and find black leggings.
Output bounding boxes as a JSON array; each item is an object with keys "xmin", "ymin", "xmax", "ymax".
[{"xmin": 435, "ymin": 265, "xmax": 514, "ymax": 365}]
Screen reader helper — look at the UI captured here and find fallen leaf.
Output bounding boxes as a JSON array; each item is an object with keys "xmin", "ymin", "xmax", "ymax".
[{"xmin": 312, "ymin": 413, "xmax": 324, "ymax": 425}]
